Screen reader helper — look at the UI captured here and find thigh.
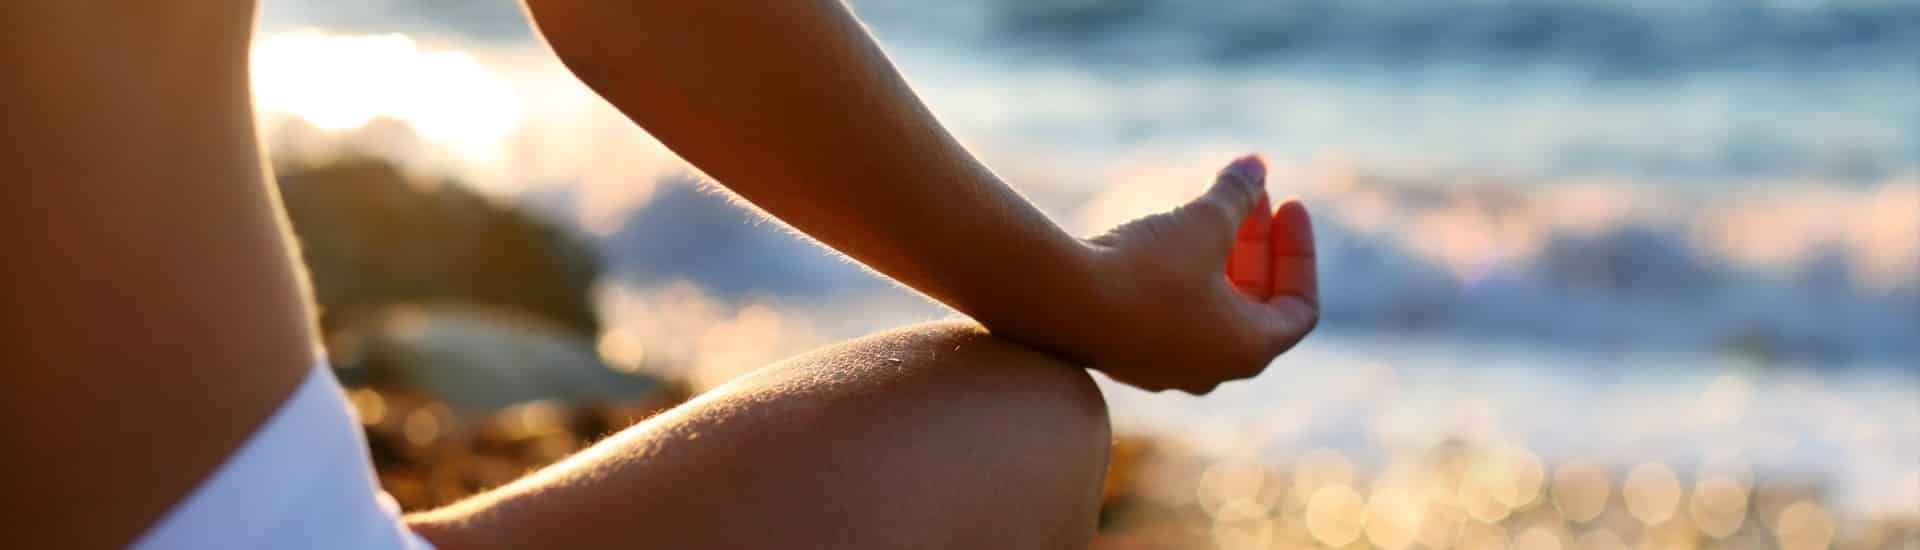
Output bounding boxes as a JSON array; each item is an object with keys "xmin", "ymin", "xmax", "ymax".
[{"xmin": 408, "ymin": 321, "xmax": 1111, "ymax": 550}]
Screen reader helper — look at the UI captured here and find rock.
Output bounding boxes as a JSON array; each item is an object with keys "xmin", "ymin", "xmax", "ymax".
[{"xmin": 330, "ymin": 303, "xmax": 660, "ymax": 418}]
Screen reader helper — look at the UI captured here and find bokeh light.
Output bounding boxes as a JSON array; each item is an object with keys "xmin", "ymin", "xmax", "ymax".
[
  {"xmin": 1455, "ymin": 519, "xmax": 1511, "ymax": 550},
  {"xmin": 401, "ymin": 405, "xmax": 447, "ymax": 446},
  {"xmin": 1624, "ymin": 463, "xmax": 1682, "ymax": 525},
  {"xmin": 1552, "ymin": 459, "xmax": 1611, "ymax": 523},
  {"xmin": 1687, "ymin": 475, "xmax": 1749, "ymax": 538},
  {"xmin": 1197, "ymin": 459, "xmax": 1282, "ymax": 519},
  {"xmin": 1364, "ymin": 486, "xmax": 1425, "ymax": 550},
  {"xmin": 348, "ymin": 388, "xmax": 388, "ymax": 426},
  {"xmin": 1776, "ymin": 501, "xmax": 1835, "ymax": 550},
  {"xmin": 595, "ymin": 329, "xmax": 649, "ymax": 373},
  {"xmin": 1513, "ymin": 525, "xmax": 1565, "ymax": 550},
  {"xmin": 1210, "ymin": 498, "xmax": 1274, "ymax": 550},
  {"xmin": 1305, "ymin": 484, "xmax": 1367, "ymax": 547}
]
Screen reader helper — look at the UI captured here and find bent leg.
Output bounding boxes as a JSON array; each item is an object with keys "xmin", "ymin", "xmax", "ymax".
[{"xmin": 408, "ymin": 320, "xmax": 1111, "ymax": 550}]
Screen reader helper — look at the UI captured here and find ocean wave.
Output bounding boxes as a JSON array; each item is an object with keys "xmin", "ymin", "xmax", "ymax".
[
  {"xmin": 859, "ymin": 0, "xmax": 1920, "ymax": 75},
  {"xmin": 582, "ymin": 165, "xmax": 1918, "ymax": 366},
  {"xmin": 262, "ymin": 0, "xmax": 1920, "ymax": 78},
  {"xmin": 1288, "ymin": 165, "xmax": 1919, "ymax": 363}
]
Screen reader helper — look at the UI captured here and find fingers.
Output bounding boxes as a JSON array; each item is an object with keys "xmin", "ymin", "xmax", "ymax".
[
  {"xmin": 1226, "ymin": 193, "xmax": 1273, "ymax": 298},
  {"xmin": 1186, "ymin": 154, "xmax": 1268, "ymax": 258},
  {"xmin": 1253, "ymin": 199, "xmax": 1319, "ymax": 356},
  {"xmin": 1258, "ymin": 294, "xmax": 1319, "ymax": 357},
  {"xmin": 1269, "ymin": 198, "xmax": 1317, "ymax": 307}
]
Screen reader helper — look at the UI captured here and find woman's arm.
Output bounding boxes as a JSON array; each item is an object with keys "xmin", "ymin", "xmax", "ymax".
[{"xmin": 521, "ymin": 0, "xmax": 1317, "ymax": 393}]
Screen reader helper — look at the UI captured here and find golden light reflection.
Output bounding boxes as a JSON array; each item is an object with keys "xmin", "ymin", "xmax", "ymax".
[
  {"xmin": 402, "ymin": 405, "xmax": 448, "ymax": 446},
  {"xmin": 1552, "ymin": 458, "xmax": 1611, "ymax": 523},
  {"xmin": 1643, "ymin": 514, "xmax": 1701, "ymax": 550},
  {"xmin": 595, "ymin": 329, "xmax": 649, "ymax": 373},
  {"xmin": 348, "ymin": 388, "xmax": 387, "ymax": 426},
  {"xmin": 1271, "ymin": 513, "xmax": 1315, "ymax": 549},
  {"xmin": 1458, "ymin": 458, "xmax": 1515, "ymax": 523},
  {"xmin": 1513, "ymin": 525, "xmax": 1565, "ymax": 550},
  {"xmin": 1454, "ymin": 519, "xmax": 1510, "ymax": 550},
  {"xmin": 506, "ymin": 401, "xmax": 565, "ymax": 440},
  {"xmin": 595, "ymin": 282, "xmax": 850, "ymax": 393},
  {"xmin": 1623, "ymin": 462, "xmax": 1682, "ymax": 525},
  {"xmin": 1493, "ymin": 445, "xmax": 1546, "ymax": 509},
  {"xmin": 1211, "ymin": 498, "xmax": 1275, "ymax": 550},
  {"xmin": 1686, "ymin": 475, "xmax": 1748, "ymax": 538},
  {"xmin": 1775, "ymin": 501, "xmax": 1834, "ymax": 550},
  {"xmin": 1416, "ymin": 499, "xmax": 1464, "ymax": 550},
  {"xmin": 1304, "ymin": 484, "xmax": 1366, "ymax": 547},
  {"xmin": 1197, "ymin": 460, "xmax": 1281, "ymax": 518},
  {"xmin": 1364, "ymin": 487, "xmax": 1426, "ymax": 550}
]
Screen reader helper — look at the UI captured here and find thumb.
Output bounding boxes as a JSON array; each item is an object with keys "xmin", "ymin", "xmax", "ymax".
[{"xmin": 1184, "ymin": 154, "xmax": 1269, "ymax": 259}]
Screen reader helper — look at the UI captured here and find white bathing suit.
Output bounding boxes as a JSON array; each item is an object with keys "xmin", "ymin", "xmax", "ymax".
[{"xmin": 131, "ymin": 364, "xmax": 437, "ymax": 550}]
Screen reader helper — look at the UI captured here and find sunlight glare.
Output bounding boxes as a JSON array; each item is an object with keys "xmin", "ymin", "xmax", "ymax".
[{"xmin": 251, "ymin": 30, "xmax": 522, "ymax": 162}]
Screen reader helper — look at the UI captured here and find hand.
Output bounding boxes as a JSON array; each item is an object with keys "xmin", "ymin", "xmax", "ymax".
[{"xmin": 1077, "ymin": 155, "xmax": 1318, "ymax": 394}]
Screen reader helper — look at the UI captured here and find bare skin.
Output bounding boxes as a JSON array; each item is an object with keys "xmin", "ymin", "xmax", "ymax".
[
  {"xmin": 2, "ymin": 3, "xmax": 319, "ymax": 548},
  {"xmin": 0, "ymin": 1, "xmax": 1317, "ymax": 548}
]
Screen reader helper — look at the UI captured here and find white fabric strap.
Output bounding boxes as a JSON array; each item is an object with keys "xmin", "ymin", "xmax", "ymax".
[{"xmin": 132, "ymin": 364, "xmax": 434, "ymax": 550}]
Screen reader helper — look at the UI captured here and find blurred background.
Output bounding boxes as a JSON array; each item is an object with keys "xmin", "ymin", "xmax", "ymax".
[{"xmin": 253, "ymin": 1, "xmax": 1917, "ymax": 548}]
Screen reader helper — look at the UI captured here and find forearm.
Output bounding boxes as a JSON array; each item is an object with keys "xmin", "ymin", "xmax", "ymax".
[{"xmin": 524, "ymin": 0, "xmax": 1101, "ymax": 354}]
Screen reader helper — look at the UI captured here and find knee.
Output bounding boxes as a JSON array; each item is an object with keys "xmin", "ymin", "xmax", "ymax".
[
  {"xmin": 411, "ymin": 320, "xmax": 1114, "ymax": 550},
  {"xmin": 841, "ymin": 320, "xmax": 1111, "ymax": 544},
  {"xmin": 712, "ymin": 319, "xmax": 1112, "ymax": 466},
  {"xmin": 854, "ymin": 320, "xmax": 1111, "ymax": 456},
  {"xmin": 867, "ymin": 322, "xmax": 1111, "ymax": 476}
]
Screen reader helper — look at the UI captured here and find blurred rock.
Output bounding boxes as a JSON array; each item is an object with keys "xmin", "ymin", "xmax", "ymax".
[
  {"xmin": 278, "ymin": 157, "xmax": 601, "ymax": 336},
  {"xmin": 330, "ymin": 303, "xmax": 659, "ymax": 418}
]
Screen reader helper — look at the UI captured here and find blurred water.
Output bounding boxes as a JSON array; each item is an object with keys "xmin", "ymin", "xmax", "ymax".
[
  {"xmin": 1102, "ymin": 328, "xmax": 1919, "ymax": 517},
  {"xmin": 264, "ymin": 0, "xmax": 1920, "ymax": 181},
  {"xmin": 866, "ymin": 0, "xmax": 1920, "ymax": 180}
]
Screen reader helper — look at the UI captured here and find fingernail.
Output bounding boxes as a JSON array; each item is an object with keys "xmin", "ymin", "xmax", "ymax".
[{"xmin": 1224, "ymin": 154, "xmax": 1267, "ymax": 190}]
